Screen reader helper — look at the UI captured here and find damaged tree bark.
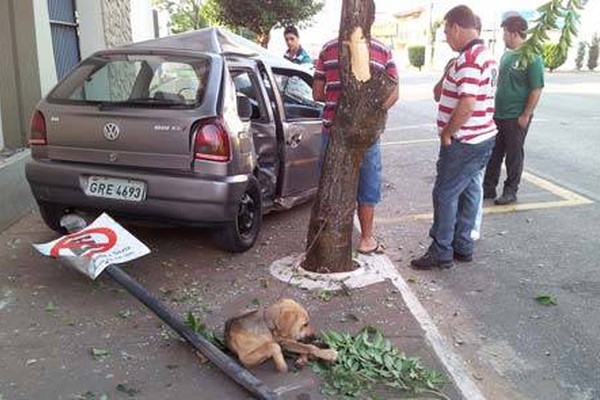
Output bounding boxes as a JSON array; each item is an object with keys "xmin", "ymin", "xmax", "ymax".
[{"xmin": 303, "ymin": 0, "xmax": 397, "ymax": 273}]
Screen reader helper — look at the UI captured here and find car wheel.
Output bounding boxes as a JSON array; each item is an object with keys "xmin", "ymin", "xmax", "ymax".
[
  {"xmin": 213, "ymin": 177, "xmax": 262, "ymax": 253},
  {"xmin": 37, "ymin": 202, "xmax": 68, "ymax": 234}
]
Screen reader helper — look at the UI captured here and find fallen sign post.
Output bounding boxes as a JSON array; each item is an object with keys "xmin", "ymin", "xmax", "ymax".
[{"xmin": 33, "ymin": 213, "xmax": 278, "ymax": 400}]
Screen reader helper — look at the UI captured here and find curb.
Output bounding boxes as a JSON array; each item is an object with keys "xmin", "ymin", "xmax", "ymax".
[{"xmin": 0, "ymin": 150, "xmax": 35, "ymax": 231}]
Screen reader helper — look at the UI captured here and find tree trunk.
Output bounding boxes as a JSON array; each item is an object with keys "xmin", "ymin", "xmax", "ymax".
[{"xmin": 302, "ymin": 0, "xmax": 397, "ymax": 273}]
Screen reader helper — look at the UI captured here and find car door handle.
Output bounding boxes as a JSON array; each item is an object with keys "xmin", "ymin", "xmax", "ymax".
[{"xmin": 286, "ymin": 133, "xmax": 302, "ymax": 148}]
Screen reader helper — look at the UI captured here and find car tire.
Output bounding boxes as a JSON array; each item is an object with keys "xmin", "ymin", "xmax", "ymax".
[
  {"xmin": 213, "ymin": 177, "xmax": 262, "ymax": 253},
  {"xmin": 37, "ymin": 202, "xmax": 68, "ymax": 234}
]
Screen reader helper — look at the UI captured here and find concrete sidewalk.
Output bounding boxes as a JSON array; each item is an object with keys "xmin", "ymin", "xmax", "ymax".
[
  {"xmin": 0, "ymin": 202, "xmax": 465, "ymax": 399},
  {"xmin": 0, "ymin": 149, "xmax": 35, "ymax": 231}
]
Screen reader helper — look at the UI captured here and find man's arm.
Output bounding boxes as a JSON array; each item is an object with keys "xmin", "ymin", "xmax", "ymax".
[
  {"xmin": 434, "ymin": 58, "xmax": 456, "ymax": 102},
  {"xmin": 518, "ymin": 88, "xmax": 542, "ymax": 128},
  {"xmin": 440, "ymin": 96, "xmax": 477, "ymax": 146},
  {"xmin": 382, "ymin": 82, "xmax": 399, "ymax": 110},
  {"xmin": 312, "ymin": 78, "xmax": 325, "ymax": 102},
  {"xmin": 433, "ymin": 79, "xmax": 443, "ymax": 102}
]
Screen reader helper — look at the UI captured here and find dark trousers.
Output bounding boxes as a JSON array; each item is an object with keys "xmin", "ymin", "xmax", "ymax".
[{"xmin": 483, "ymin": 117, "xmax": 531, "ymax": 196}]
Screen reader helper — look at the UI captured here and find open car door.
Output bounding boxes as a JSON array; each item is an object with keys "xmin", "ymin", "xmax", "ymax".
[{"xmin": 272, "ymin": 69, "xmax": 323, "ymax": 199}]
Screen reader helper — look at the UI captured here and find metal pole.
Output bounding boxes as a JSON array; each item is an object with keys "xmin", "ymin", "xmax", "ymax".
[
  {"xmin": 104, "ymin": 265, "xmax": 278, "ymax": 400},
  {"xmin": 60, "ymin": 215, "xmax": 278, "ymax": 400}
]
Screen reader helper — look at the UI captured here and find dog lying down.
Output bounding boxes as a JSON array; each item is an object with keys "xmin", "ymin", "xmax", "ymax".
[{"xmin": 225, "ymin": 298, "xmax": 338, "ymax": 372}]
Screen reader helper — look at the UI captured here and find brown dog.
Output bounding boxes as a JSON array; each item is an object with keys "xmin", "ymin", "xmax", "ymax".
[{"xmin": 225, "ymin": 298, "xmax": 338, "ymax": 372}]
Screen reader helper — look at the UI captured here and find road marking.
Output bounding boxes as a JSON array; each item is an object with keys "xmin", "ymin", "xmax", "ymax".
[
  {"xmin": 382, "ymin": 138, "xmax": 438, "ymax": 146},
  {"xmin": 385, "ymin": 123, "xmax": 436, "ymax": 132},
  {"xmin": 352, "ymin": 215, "xmax": 487, "ymax": 400},
  {"xmin": 378, "ymin": 171, "xmax": 593, "ymax": 223},
  {"xmin": 377, "ymin": 140, "xmax": 594, "ymax": 224}
]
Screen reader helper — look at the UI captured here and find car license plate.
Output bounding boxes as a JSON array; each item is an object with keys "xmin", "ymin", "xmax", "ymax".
[{"xmin": 85, "ymin": 176, "xmax": 146, "ymax": 202}]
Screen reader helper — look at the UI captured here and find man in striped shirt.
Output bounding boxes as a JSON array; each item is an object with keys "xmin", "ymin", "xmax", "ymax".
[
  {"xmin": 312, "ymin": 34, "xmax": 399, "ymax": 255},
  {"xmin": 411, "ymin": 5, "xmax": 498, "ymax": 270}
]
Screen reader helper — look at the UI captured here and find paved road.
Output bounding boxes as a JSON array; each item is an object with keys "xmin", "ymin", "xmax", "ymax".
[{"xmin": 378, "ymin": 71, "xmax": 600, "ymax": 400}]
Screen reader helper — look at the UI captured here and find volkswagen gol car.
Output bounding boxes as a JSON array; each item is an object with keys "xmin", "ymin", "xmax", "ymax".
[{"xmin": 26, "ymin": 28, "xmax": 323, "ymax": 252}]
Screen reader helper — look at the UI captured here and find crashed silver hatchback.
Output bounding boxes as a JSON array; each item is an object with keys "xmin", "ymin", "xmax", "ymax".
[{"xmin": 26, "ymin": 28, "xmax": 323, "ymax": 252}]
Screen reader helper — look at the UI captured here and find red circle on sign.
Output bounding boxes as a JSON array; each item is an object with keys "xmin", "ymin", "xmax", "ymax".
[{"xmin": 50, "ymin": 228, "xmax": 118, "ymax": 258}]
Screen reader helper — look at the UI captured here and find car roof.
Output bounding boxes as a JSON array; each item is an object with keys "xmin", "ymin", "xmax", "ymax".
[{"xmin": 123, "ymin": 27, "xmax": 312, "ymax": 74}]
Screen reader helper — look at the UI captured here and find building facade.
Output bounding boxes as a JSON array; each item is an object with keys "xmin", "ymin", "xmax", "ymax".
[{"xmin": 0, "ymin": 0, "xmax": 156, "ymax": 153}]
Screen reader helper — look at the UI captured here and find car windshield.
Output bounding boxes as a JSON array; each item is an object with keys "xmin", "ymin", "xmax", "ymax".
[{"xmin": 48, "ymin": 53, "xmax": 211, "ymax": 109}]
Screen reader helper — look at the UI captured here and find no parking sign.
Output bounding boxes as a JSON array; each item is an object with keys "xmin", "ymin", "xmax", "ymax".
[{"xmin": 34, "ymin": 213, "xmax": 150, "ymax": 279}]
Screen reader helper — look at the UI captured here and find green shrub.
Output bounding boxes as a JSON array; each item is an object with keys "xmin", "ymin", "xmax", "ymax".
[
  {"xmin": 408, "ymin": 45, "xmax": 425, "ymax": 71},
  {"xmin": 575, "ymin": 42, "xmax": 586, "ymax": 70},
  {"xmin": 588, "ymin": 35, "xmax": 599, "ymax": 71},
  {"xmin": 542, "ymin": 43, "xmax": 566, "ymax": 72}
]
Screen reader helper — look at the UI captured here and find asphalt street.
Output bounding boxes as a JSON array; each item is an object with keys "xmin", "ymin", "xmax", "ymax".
[
  {"xmin": 1, "ymin": 70, "xmax": 598, "ymax": 400},
  {"xmin": 377, "ymin": 70, "xmax": 600, "ymax": 400}
]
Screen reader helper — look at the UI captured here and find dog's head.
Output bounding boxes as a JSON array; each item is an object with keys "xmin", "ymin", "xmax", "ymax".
[{"xmin": 264, "ymin": 298, "xmax": 315, "ymax": 341}]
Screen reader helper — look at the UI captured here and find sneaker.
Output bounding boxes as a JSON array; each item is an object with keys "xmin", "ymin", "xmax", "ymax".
[
  {"xmin": 410, "ymin": 252, "xmax": 454, "ymax": 270},
  {"xmin": 494, "ymin": 193, "xmax": 517, "ymax": 205},
  {"xmin": 453, "ymin": 251, "xmax": 473, "ymax": 262}
]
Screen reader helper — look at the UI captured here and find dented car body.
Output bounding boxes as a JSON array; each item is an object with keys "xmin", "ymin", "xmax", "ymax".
[{"xmin": 26, "ymin": 28, "xmax": 323, "ymax": 252}]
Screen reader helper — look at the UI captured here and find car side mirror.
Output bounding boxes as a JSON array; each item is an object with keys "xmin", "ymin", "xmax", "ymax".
[{"xmin": 237, "ymin": 95, "xmax": 252, "ymax": 121}]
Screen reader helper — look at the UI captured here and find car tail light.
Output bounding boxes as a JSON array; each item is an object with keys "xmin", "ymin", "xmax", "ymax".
[
  {"xmin": 29, "ymin": 110, "xmax": 47, "ymax": 146},
  {"xmin": 193, "ymin": 118, "xmax": 230, "ymax": 162}
]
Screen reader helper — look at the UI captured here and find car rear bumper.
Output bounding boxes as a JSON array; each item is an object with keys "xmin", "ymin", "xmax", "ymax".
[{"xmin": 26, "ymin": 160, "xmax": 249, "ymax": 224}]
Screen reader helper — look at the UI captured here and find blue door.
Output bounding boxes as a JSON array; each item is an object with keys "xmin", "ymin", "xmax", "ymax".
[{"xmin": 47, "ymin": 0, "xmax": 80, "ymax": 80}]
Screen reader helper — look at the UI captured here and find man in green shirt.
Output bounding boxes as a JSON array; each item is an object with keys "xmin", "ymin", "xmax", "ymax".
[{"xmin": 483, "ymin": 15, "xmax": 544, "ymax": 205}]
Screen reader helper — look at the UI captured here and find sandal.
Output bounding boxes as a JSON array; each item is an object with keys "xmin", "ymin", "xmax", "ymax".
[{"xmin": 357, "ymin": 241, "xmax": 385, "ymax": 255}]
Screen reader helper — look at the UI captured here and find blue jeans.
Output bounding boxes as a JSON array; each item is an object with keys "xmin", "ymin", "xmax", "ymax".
[
  {"xmin": 428, "ymin": 138, "xmax": 495, "ymax": 261},
  {"xmin": 471, "ymin": 169, "xmax": 484, "ymax": 240},
  {"xmin": 321, "ymin": 133, "xmax": 382, "ymax": 205}
]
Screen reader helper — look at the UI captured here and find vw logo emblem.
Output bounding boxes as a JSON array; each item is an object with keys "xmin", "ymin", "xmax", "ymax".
[{"xmin": 103, "ymin": 123, "xmax": 120, "ymax": 141}]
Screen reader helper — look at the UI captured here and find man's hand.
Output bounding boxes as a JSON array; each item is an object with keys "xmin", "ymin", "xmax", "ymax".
[
  {"xmin": 518, "ymin": 112, "xmax": 531, "ymax": 129},
  {"xmin": 382, "ymin": 82, "xmax": 399, "ymax": 110},
  {"xmin": 312, "ymin": 78, "xmax": 325, "ymax": 102},
  {"xmin": 440, "ymin": 129, "xmax": 453, "ymax": 147}
]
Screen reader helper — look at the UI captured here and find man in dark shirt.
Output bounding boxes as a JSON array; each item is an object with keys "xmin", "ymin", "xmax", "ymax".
[
  {"xmin": 283, "ymin": 26, "xmax": 312, "ymax": 65},
  {"xmin": 483, "ymin": 15, "xmax": 545, "ymax": 205}
]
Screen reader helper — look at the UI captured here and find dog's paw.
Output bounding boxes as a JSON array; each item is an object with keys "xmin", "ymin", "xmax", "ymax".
[
  {"xmin": 316, "ymin": 348, "xmax": 338, "ymax": 362},
  {"xmin": 276, "ymin": 363, "xmax": 289, "ymax": 373},
  {"xmin": 294, "ymin": 354, "xmax": 309, "ymax": 369}
]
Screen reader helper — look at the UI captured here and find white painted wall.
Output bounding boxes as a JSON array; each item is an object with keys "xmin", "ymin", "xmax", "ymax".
[
  {"xmin": 130, "ymin": 0, "xmax": 155, "ymax": 43},
  {"xmin": 0, "ymin": 97, "xmax": 4, "ymax": 150},
  {"xmin": 32, "ymin": 0, "xmax": 57, "ymax": 95},
  {"xmin": 76, "ymin": 0, "xmax": 106, "ymax": 59}
]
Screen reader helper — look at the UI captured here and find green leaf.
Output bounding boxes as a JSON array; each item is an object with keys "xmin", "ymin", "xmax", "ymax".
[
  {"xmin": 90, "ymin": 347, "xmax": 109, "ymax": 360},
  {"xmin": 80, "ymin": 391, "xmax": 95, "ymax": 400},
  {"xmin": 536, "ymin": 294, "xmax": 557, "ymax": 305},
  {"xmin": 116, "ymin": 383, "xmax": 139, "ymax": 397},
  {"xmin": 45, "ymin": 302, "xmax": 56, "ymax": 312},
  {"xmin": 339, "ymin": 312, "xmax": 360, "ymax": 323},
  {"xmin": 117, "ymin": 308, "xmax": 131, "ymax": 319},
  {"xmin": 186, "ymin": 311, "xmax": 199, "ymax": 331},
  {"xmin": 310, "ymin": 326, "xmax": 447, "ymax": 398}
]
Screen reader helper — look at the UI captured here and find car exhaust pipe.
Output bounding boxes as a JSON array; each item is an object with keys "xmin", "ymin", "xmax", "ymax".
[{"xmin": 60, "ymin": 213, "xmax": 89, "ymax": 233}]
